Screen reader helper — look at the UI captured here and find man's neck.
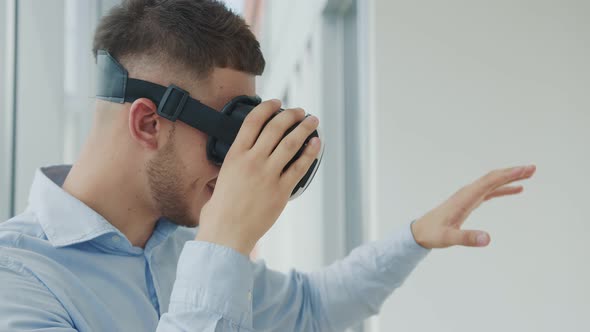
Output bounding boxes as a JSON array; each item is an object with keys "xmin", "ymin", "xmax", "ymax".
[{"xmin": 62, "ymin": 140, "xmax": 157, "ymax": 248}]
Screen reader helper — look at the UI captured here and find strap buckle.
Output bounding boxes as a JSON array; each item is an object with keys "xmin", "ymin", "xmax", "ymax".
[{"xmin": 157, "ymin": 84, "xmax": 189, "ymax": 121}]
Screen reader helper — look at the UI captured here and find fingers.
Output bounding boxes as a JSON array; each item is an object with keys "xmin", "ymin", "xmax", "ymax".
[
  {"xmin": 232, "ymin": 99, "xmax": 282, "ymax": 151},
  {"xmin": 252, "ymin": 108, "xmax": 307, "ymax": 155},
  {"xmin": 444, "ymin": 229, "xmax": 490, "ymax": 247},
  {"xmin": 280, "ymin": 137, "xmax": 321, "ymax": 189},
  {"xmin": 483, "ymin": 185, "xmax": 523, "ymax": 201},
  {"xmin": 454, "ymin": 165, "xmax": 535, "ymax": 205},
  {"xmin": 479, "ymin": 165, "xmax": 536, "ymax": 194},
  {"xmin": 270, "ymin": 115, "xmax": 319, "ymax": 167}
]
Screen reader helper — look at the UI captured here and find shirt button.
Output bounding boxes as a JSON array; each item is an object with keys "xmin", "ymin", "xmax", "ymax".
[{"xmin": 111, "ymin": 235, "xmax": 121, "ymax": 242}]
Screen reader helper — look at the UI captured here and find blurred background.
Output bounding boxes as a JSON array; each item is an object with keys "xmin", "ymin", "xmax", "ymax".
[{"xmin": 0, "ymin": 0, "xmax": 588, "ymax": 331}]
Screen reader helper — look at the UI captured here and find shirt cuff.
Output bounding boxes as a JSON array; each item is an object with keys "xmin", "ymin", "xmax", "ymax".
[
  {"xmin": 374, "ymin": 221, "xmax": 431, "ymax": 274},
  {"xmin": 168, "ymin": 240, "xmax": 254, "ymax": 327}
]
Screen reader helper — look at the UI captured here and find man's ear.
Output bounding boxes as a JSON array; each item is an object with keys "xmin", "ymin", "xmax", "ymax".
[{"xmin": 128, "ymin": 98, "xmax": 162, "ymax": 150}]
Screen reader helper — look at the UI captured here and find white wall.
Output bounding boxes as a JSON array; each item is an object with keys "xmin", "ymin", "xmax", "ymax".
[
  {"xmin": 9, "ymin": 0, "xmax": 110, "ymax": 215},
  {"xmin": 14, "ymin": 0, "xmax": 66, "ymax": 214},
  {"xmin": 368, "ymin": 1, "xmax": 590, "ymax": 331},
  {"xmin": 0, "ymin": 0, "xmax": 14, "ymax": 221}
]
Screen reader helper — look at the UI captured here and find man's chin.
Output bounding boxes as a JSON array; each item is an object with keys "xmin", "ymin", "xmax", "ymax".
[
  {"xmin": 187, "ymin": 218, "xmax": 200, "ymax": 228},
  {"xmin": 162, "ymin": 214, "xmax": 199, "ymax": 228},
  {"xmin": 180, "ymin": 218, "xmax": 199, "ymax": 228}
]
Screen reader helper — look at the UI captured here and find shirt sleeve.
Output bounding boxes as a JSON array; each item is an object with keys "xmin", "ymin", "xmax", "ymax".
[
  {"xmin": 157, "ymin": 241, "xmax": 256, "ymax": 332},
  {"xmin": 0, "ymin": 259, "xmax": 77, "ymax": 331},
  {"xmin": 159, "ymin": 221, "xmax": 429, "ymax": 332},
  {"xmin": 250, "ymin": 221, "xmax": 430, "ymax": 331}
]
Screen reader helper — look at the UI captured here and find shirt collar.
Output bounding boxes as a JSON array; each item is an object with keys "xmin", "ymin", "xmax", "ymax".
[{"xmin": 29, "ymin": 165, "xmax": 179, "ymax": 252}]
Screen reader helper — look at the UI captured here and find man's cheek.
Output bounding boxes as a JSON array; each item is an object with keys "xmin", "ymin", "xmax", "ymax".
[{"xmin": 189, "ymin": 178, "xmax": 199, "ymax": 191}]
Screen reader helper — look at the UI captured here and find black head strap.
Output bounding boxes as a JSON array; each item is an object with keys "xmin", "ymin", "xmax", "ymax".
[{"xmin": 96, "ymin": 50, "xmax": 242, "ymax": 145}]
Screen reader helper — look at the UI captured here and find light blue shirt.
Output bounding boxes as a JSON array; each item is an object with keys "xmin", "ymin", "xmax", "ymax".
[{"xmin": 0, "ymin": 165, "xmax": 429, "ymax": 331}]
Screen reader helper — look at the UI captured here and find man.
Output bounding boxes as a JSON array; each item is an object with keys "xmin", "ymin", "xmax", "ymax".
[{"xmin": 0, "ymin": 0, "xmax": 536, "ymax": 331}]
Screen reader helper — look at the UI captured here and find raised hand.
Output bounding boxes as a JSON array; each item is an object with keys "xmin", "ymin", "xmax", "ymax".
[
  {"xmin": 411, "ymin": 165, "xmax": 537, "ymax": 249},
  {"xmin": 196, "ymin": 99, "xmax": 321, "ymax": 255}
]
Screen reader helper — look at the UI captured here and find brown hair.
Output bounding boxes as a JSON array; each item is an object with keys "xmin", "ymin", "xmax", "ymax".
[{"xmin": 92, "ymin": 0, "xmax": 265, "ymax": 77}]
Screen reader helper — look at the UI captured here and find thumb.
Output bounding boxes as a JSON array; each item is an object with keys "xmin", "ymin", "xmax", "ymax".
[{"xmin": 446, "ymin": 229, "xmax": 491, "ymax": 247}]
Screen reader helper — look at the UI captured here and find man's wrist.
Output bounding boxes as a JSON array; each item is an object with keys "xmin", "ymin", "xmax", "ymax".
[{"xmin": 410, "ymin": 219, "xmax": 430, "ymax": 249}]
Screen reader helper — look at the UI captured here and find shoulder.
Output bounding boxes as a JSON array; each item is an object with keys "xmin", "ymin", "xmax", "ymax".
[
  {"xmin": 0, "ymin": 210, "xmax": 48, "ymax": 248},
  {"xmin": 0, "ymin": 250, "xmax": 74, "ymax": 330},
  {"xmin": 0, "ymin": 210, "xmax": 69, "ymax": 283}
]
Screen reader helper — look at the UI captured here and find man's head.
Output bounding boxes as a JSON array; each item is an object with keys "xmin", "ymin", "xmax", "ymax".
[{"xmin": 91, "ymin": 0, "xmax": 265, "ymax": 227}]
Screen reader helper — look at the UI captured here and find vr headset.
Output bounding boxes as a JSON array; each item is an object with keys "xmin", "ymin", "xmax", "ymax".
[{"xmin": 95, "ymin": 50, "xmax": 324, "ymax": 199}]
